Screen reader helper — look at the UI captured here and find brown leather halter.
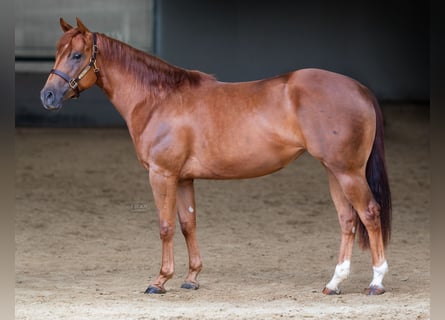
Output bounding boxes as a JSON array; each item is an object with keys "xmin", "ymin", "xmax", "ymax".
[{"xmin": 50, "ymin": 33, "xmax": 99, "ymax": 98}]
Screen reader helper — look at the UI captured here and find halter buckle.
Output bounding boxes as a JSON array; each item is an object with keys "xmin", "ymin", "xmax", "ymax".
[
  {"xmin": 69, "ymin": 79, "xmax": 78, "ymax": 90},
  {"xmin": 93, "ymin": 60, "xmax": 100, "ymax": 74}
]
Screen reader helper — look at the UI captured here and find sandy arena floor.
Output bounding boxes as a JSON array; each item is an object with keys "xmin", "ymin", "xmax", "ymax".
[{"xmin": 15, "ymin": 103, "xmax": 429, "ymax": 319}]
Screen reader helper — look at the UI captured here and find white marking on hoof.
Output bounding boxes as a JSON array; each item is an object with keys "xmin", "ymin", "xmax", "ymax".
[
  {"xmin": 325, "ymin": 260, "xmax": 350, "ymax": 292},
  {"xmin": 369, "ymin": 260, "xmax": 388, "ymax": 288},
  {"xmin": 188, "ymin": 206, "xmax": 194, "ymax": 213}
]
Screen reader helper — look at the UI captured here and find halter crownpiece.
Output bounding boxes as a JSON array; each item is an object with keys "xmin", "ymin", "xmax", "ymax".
[{"xmin": 50, "ymin": 32, "xmax": 100, "ymax": 99}]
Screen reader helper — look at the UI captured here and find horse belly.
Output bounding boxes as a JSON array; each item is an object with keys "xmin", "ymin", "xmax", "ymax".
[
  {"xmin": 181, "ymin": 130, "xmax": 305, "ymax": 180},
  {"xmin": 179, "ymin": 79, "xmax": 306, "ymax": 179}
]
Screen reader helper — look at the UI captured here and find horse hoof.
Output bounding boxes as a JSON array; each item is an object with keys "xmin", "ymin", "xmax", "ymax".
[
  {"xmin": 144, "ymin": 285, "xmax": 166, "ymax": 294},
  {"xmin": 322, "ymin": 287, "xmax": 341, "ymax": 295},
  {"xmin": 365, "ymin": 285, "xmax": 385, "ymax": 295},
  {"xmin": 181, "ymin": 282, "xmax": 199, "ymax": 290}
]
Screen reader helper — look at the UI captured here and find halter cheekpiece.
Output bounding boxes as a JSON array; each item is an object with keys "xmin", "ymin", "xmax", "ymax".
[{"xmin": 50, "ymin": 32, "xmax": 100, "ymax": 99}]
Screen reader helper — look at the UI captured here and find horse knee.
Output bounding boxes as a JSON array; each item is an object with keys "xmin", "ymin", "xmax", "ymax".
[
  {"xmin": 180, "ymin": 221, "xmax": 195, "ymax": 237},
  {"xmin": 159, "ymin": 222, "xmax": 175, "ymax": 240}
]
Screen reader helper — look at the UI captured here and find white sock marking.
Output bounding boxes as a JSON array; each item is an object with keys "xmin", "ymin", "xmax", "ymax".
[
  {"xmin": 325, "ymin": 260, "xmax": 351, "ymax": 292},
  {"xmin": 369, "ymin": 260, "xmax": 388, "ymax": 288},
  {"xmin": 188, "ymin": 206, "xmax": 194, "ymax": 213}
]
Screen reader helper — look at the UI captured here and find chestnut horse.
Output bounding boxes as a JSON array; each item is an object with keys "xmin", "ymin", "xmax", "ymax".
[{"xmin": 41, "ymin": 18, "xmax": 391, "ymax": 295}]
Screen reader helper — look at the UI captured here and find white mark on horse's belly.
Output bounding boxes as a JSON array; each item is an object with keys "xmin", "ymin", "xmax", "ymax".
[
  {"xmin": 352, "ymin": 226, "xmax": 356, "ymax": 234},
  {"xmin": 188, "ymin": 206, "xmax": 194, "ymax": 213}
]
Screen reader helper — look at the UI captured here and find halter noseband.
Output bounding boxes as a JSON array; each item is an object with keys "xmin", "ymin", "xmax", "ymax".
[{"xmin": 50, "ymin": 32, "xmax": 100, "ymax": 99}]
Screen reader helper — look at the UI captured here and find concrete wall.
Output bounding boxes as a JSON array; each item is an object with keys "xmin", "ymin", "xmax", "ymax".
[{"xmin": 16, "ymin": 0, "xmax": 429, "ymax": 127}]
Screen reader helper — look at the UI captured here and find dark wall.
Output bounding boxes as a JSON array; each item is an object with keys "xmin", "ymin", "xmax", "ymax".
[
  {"xmin": 16, "ymin": 0, "xmax": 429, "ymax": 127},
  {"xmin": 159, "ymin": 0, "xmax": 429, "ymax": 100}
]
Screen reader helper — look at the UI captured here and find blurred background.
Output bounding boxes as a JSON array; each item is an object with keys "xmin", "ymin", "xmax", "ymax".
[{"xmin": 15, "ymin": 0, "xmax": 429, "ymax": 127}]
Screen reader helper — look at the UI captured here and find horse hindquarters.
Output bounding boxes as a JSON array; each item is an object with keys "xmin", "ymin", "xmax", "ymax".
[
  {"xmin": 319, "ymin": 97, "xmax": 391, "ymax": 295},
  {"xmin": 289, "ymin": 69, "xmax": 391, "ymax": 294}
]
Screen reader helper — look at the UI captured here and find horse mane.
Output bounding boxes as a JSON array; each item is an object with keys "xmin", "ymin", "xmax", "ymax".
[{"xmin": 96, "ymin": 33, "xmax": 215, "ymax": 93}]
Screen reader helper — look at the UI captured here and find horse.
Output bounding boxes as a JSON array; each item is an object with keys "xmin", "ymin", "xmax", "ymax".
[{"xmin": 40, "ymin": 18, "xmax": 391, "ymax": 296}]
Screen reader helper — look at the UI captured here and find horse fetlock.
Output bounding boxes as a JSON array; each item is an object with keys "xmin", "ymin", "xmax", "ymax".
[
  {"xmin": 325, "ymin": 260, "xmax": 350, "ymax": 292},
  {"xmin": 369, "ymin": 260, "xmax": 388, "ymax": 288},
  {"xmin": 334, "ymin": 260, "xmax": 351, "ymax": 280},
  {"xmin": 185, "ymin": 262, "xmax": 202, "ymax": 282},
  {"xmin": 190, "ymin": 257, "xmax": 202, "ymax": 271},
  {"xmin": 160, "ymin": 267, "xmax": 175, "ymax": 280}
]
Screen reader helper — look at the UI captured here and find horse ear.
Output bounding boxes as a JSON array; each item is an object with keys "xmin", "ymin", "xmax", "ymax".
[
  {"xmin": 60, "ymin": 18, "xmax": 73, "ymax": 33},
  {"xmin": 76, "ymin": 17, "xmax": 90, "ymax": 33}
]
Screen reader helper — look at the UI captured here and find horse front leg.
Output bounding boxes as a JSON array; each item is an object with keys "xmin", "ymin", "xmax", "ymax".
[
  {"xmin": 145, "ymin": 170, "xmax": 178, "ymax": 294},
  {"xmin": 177, "ymin": 179, "xmax": 202, "ymax": 290}
]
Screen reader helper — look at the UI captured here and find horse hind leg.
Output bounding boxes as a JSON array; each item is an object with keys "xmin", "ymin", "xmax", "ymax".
[
  {"xmin": 322, "ymin": 168, "xmax": 358, "ymax": 295},
  {"xmin": 331, "ymin": 169, "xmax": 388, "ymax": 295}
]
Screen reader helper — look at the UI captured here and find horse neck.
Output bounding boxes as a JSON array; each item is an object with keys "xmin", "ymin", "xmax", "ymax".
[{"xmin": 94, "ymin": 33, "xmax": 208, "ymax": 122}]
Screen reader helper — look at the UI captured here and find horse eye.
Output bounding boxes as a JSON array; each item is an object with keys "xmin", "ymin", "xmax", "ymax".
[{"xmin": 72, "ymin": 53, "xmax": 82, "ymax": 60}]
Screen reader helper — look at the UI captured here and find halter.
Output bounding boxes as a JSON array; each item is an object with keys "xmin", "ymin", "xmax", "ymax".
[{"xmin": 50, "ymin": 32, "xmax": 100, "ymax": 99}]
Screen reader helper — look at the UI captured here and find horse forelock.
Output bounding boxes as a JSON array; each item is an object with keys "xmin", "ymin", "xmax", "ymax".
[{"xmin": 56, "ymin": 29, "xmax": 85, "ymax": 55}]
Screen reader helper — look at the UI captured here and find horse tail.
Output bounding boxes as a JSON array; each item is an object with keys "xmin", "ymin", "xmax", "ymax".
[{"xmin": 357, "ymin": 96, "xmax": 392, "ymax": 249}]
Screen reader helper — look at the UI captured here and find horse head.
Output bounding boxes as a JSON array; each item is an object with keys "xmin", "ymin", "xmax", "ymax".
[{"xmin": 40, "ymin": 18, "xmax": 99, "ymax": 111}]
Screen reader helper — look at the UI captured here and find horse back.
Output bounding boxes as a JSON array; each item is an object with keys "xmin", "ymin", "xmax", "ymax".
[{"xmin": 138, "ymin": 68, "xmax": 376, "ymax": 179}]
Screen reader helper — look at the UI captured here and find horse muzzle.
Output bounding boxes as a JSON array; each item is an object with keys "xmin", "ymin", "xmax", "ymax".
[{"xmin": 40, "ymin": 88, "xmax": 64, "ymax": 111}]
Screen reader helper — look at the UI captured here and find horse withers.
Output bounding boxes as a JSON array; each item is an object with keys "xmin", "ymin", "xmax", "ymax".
[{"xmin": 41, "ymin": 18, "xmax": 391, "ymax": 296}]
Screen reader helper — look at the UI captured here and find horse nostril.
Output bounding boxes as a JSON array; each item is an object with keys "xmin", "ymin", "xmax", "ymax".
[
  {"xmin": 41, "ymin": 89, "xmax": 55, "ymax": 105},
  {"xmin": 40, "ymin": 88, "xmax": 61, "ymax": 110},
  {"xmin": 45, "ymin": 90, "xmax": 54, "ymax": 101}
]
